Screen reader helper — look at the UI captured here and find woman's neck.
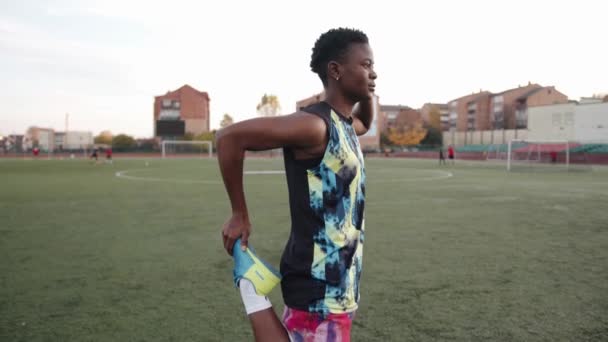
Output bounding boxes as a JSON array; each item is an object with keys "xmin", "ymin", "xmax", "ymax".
[{"xmin": 324, "ymin": 88, "xmax": 356, "ymax": 118}]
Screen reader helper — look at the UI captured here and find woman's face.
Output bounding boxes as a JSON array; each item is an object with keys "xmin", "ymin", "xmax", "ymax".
[{"xmin": 338, "ymin": 43, "xmax": 377, "ymax": 102}]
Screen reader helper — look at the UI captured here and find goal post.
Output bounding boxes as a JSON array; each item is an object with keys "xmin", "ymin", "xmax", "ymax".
[
  {"xmin": 507, "ymin": 139, "xmax": 570, "ymax": 171},
  {"xmin": 161, "ymin": 140, "xmax": 213, "ymax": 159}
]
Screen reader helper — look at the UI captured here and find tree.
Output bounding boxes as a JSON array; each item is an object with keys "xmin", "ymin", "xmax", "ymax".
[
  {"xmin": 380, "ymin": 132, "xmax": 392, "ymax": 149},
  {"xmin": 194, "ymin": 130, "xmax": 215, "ymax": 142},
  {"xmin": 193, "ymin": 130, "xmax": 217, "ymax": 152},
  {"xmin": 181, "ymin": 132, "xmax": 195, "ymax": 141},
  {"xmin": 420, "ymin": 127, "xmax": 443, "ymax": 146},
  {"xmin": 94, "ymin": 130, "xmax": 113, "ymax": 145},
  {"xmin": 220, "ymin": 113, "xmax": 234, "ymax": 128},
  {"xmin": 256, "ymin": 94, "xmax": 281, "ymax": 117},
  {"xmin": 112, "ymin": 134, "xmax": 136, "ymax": 151},
  {"xmin": 428, "ymin": 106, "xmax": 441, "ymax": 130},
  {"xmin": 388, "ymin": 120, "xmax": 428, "ymax": 146},
  {"xmin": 136, "ymin": 138, "xmax": 158, "ymax": 151}
]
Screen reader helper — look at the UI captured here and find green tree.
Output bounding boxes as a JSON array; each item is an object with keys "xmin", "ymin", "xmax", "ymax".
[
  {"xmin": 181, "ymin": 132, "xmax": 195, "ymax": 141},
  {"xmin": 112, "ymin": 134, "xmax": 136, "ymax": 151},
  {"xmin": 380, "ymin": 132, "xmax": 392, "ymax": 149},
  {"xmin": 220, "ymin": 113, "xmax": 234, "ymax": 128},
  {"xmin": 94, "ymin": 131, "xmax": 113, "ymax": 145},
  {"xmin": 137, "ymin": 138, "xmax": 158, "ymax": 151},
  {"xmin": 420, "ymin": 127, "xmax": 443, "ymax": 146},
  {"xmin": 195, "ymin": 130, "xmax": 217, "ymax": 151},
  {"xmin": 194, "ymin": 131, "xmax": 215, "ymax": 142},
  {"xmin": 256, "ymin": 94, "xmax": 281, "ymax": 117}
]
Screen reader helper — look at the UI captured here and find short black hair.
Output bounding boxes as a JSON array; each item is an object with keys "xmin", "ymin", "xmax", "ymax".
[{"xmin": 310, "ymin": 28, "xmax": 369, "ymax": 86}]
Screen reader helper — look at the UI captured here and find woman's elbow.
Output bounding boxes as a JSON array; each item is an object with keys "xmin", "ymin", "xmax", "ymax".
[
  {"xmin": 215, "ymin": 126, "xmax": 232, "ymax": 145},
  {"xmin": 215, "ymin": 127, "xmax": 241, "ymax": 153}
]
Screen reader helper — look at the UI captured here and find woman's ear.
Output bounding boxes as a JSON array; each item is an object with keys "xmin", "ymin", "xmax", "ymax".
[{"xmin": 327, "ymin": 61, "xmax": 341, "ymax": 81}]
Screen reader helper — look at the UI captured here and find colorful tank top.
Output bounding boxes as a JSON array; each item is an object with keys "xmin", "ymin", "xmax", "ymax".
[{"xmin": 281, "ymin": 101, "xmax": 366, "ymax": 315}]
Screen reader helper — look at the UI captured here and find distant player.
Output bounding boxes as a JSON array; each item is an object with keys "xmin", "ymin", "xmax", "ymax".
[
  {"xmin": 90, "ymin": 148, "xmax": 99, "ymax": 163},
  {"xmin": 439, "ymin": 147, "xmax": 446, "ymax": 165},
  {"xmin": 448, "ymin": 145, "xmax": 455, "ymax": 165},
  {"xmin": 105, "ymin": 147, "xmax": 113, "ymax": 164},
  {"xmin": 32, "ymin": 147, "xmax": 40, "ymax": 157},
  {"xmin": 550, "ymin": 150, "xmax": 557, "ymax": 164}
]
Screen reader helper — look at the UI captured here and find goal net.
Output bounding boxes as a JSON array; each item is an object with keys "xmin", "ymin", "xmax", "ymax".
[
  {"xmin": 161, "ymin": 140, "xmax": 212, "ymax": 158},
  {"xmin": 486, "ymin": 144, "xmax": 507, "ymax": 161},
  {"xmin": 506, "ymin": 140, "xmax": 592, "ymax": 172}
]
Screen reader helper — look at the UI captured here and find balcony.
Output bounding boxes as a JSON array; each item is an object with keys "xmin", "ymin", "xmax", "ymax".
[
  {"xmin": 159, "ymin": 109, "xmax": 180, "ymax": 121},
  {"xmin": 515, "ymin": 109, "xmax": 528, "ymax": 129}
]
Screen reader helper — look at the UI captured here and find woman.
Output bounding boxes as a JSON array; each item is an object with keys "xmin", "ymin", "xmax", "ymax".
[{"xmin": 216, "ymin": 27, "xmax": 377, "ymax": 341}]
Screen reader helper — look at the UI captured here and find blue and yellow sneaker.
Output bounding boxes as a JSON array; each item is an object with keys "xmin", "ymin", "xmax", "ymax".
[{"xmin": 232, "ymin": 238, "xmax": 281, "ymax": 296}]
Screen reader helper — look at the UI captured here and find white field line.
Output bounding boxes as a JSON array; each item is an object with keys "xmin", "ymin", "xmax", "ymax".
[
  {"xmin": 115, "ymin": 169, "xmax": 221, "ymax": 185},
  {"xmin": 115, "ymin": 169, "xmax": 453, "ymax": 185},
  {"xmin": 370, "ymin": 170, "xmax": 453, "ymax": 183}
]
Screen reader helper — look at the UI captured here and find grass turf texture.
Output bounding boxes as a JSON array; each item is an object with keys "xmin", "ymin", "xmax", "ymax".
[{"xmin": 1, "ymin": 158, "xmax": 607, "ymax": 341}]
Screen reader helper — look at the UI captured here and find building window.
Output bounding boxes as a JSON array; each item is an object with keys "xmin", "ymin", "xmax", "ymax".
[
  {"xmin": 467, "ymin": 102, "xmax": 476, "ymax": 130},
  {"xmin": 159, "ymin": 109, "xmax": 180, "ymax": 120},
  {"xmin": 490, "ymin": 95, "xmax": 503, "ymax": 128},
  {"xmin": 515, "ymin": 109, "xmax": 528, "ymax": 129},
  {"xmin": 493, "ymin": 112, "xmax": 504, "ymax": 129},
  {"xmin": 449, "ymin": 101, "xmax": 458, "ymax": 129},
  {"xmin": 161, "ymin": 99, "xmax": 181, "ymax": 110}
]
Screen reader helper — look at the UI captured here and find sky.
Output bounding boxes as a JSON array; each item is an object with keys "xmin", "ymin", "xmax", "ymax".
[{"xmin": 1, "ymin": 0, "xmax": 606, "ymax": 138}]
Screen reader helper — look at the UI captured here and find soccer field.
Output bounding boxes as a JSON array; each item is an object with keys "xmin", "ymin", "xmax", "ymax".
[{"xmin": 1, "ymin": 157, "xmax": 607, "ymax": 341}]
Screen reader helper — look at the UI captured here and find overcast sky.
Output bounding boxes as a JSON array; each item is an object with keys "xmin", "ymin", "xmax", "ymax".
[{"xmin": 1, "ymin": 0, "xmax": 606, "ymax": 138}]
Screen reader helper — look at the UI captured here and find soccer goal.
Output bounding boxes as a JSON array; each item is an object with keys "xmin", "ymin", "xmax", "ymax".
[
  {"xmin": 486, "ymin": 144, "xmax": 508, "ymax": 161},
  {"xmin": 507, "ymin": 139, "xmax": 575, "ymax": 171},
  {"xmin": 161, "ymin": 140, "xmax": 213, "ymax": 159}
]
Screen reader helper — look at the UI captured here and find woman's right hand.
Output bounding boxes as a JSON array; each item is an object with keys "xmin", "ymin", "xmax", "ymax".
[{"xmin": 221, "ymin": 213, "xmax": 251, "ymax": 256}]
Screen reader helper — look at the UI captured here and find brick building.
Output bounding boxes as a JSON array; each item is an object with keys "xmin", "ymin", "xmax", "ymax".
[
  {"xmin": 447, "ymin": 91, "xmax": 492, "ymax": 132},
  {"xmin": 154, "ymin": 85, "xmax": 210, "ymax": 138},
  {"xmin": 511, "ymin": 86, "xmax": 568, "ymax": 129},
  {"xmin": 381, "ymin": 105, "xmax": 421, "ymax": 132},
  {"xmin": 448, "ymin": 83, "xmax": 568, "ymax": 132},
  {"xmin": 420, "ymin": 103, "xmax": 449, "ymax": 130}
]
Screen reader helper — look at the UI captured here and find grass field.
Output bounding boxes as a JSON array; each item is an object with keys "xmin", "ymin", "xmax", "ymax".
[{"xmin": 1, "ymin": 157, "xmax": 607, "ymax": 341}]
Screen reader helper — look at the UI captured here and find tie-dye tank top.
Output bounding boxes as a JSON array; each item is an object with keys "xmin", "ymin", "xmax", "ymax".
[{"xmin": 281, "ymin": 101, "xmax": 365, "ymax": 315}]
